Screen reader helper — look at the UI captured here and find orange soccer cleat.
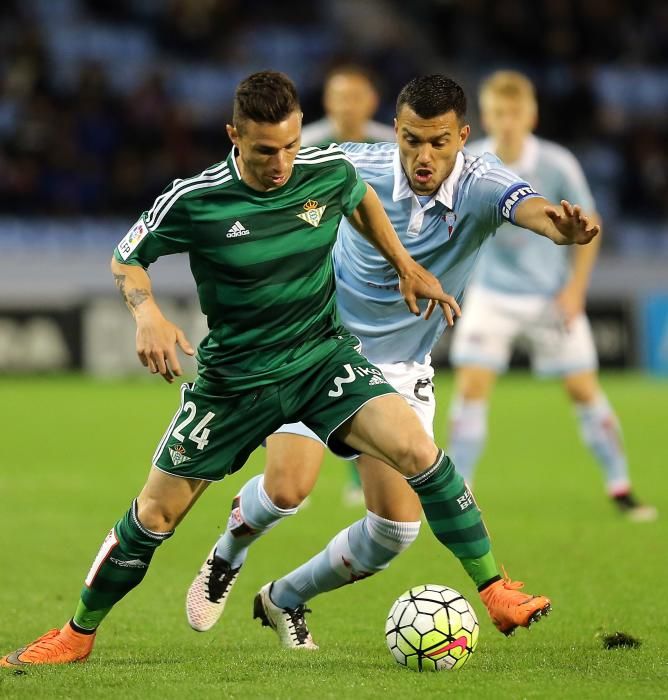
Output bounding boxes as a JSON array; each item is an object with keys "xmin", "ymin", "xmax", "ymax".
[
  {"xmin": 0, "ymin": 623, "xmax": 96, "ymax": 667},
  {"xmin": 479, "ymin": 572, "xmax": 552, "ymax": 636}
]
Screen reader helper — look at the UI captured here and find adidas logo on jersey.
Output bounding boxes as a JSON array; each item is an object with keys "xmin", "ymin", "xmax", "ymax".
[
  {"xmin": 368, "ymin": 375, "xmax": 387, "ymax": 386},
  {"xmin": 226, "ymin": 221, "xmax": 251, "ymax": 238}
]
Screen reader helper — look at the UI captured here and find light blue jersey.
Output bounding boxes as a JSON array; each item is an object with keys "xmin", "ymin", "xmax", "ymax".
[
  {"xmin": 333, "ymin": 142, "xmax": 541, "ymax": 364},
  {"xmin": 469, "ymin": 135, "xmax": 596, "ymax": 296}
]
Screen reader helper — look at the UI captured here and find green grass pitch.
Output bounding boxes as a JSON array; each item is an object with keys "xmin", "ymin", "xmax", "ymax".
[{"xmin": 1, "ymin": 372, "xmax": 667, "ymax": 699}]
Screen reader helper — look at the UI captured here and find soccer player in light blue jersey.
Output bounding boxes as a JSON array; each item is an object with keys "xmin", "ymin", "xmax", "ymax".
[
  {"xmin": 449, "ymin": 71, "xmax": 657, "ymax": 522},
  {"xmin": 187, "ymin": 75, "xmax": 599, "ymax": 648}
]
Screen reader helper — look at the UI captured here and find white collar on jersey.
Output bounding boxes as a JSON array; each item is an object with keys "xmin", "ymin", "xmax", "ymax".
[
  {"xmin": 229, "ymin": 146, "xmax": 242, "ymax": 179},
  {"xmin": 392, "ymin": 148, "xmax": 464, "ymax": 209},
  {"xmin": 481, "ymin": 133, "xmax": 539, "ymax": 173}
]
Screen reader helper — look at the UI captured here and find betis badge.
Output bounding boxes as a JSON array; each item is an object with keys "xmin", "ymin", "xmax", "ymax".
[
  {"xmin": 297, "ymin": 199, "xmax": 326, "ymax": 228},
  {"xmin": 169, "ymin": 443, "xmax": 190, "ymax": 466}
]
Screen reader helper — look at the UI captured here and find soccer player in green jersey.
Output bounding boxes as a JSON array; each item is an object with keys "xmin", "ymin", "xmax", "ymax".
[{"xmin": 1, "ymin": 70, "xmax": 549, "ymax": 667}]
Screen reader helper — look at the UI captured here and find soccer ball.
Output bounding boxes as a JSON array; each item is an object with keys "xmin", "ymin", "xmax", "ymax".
[{"xmin": 385, "ymin": 584, "xmax": 479, "ymax": 671}]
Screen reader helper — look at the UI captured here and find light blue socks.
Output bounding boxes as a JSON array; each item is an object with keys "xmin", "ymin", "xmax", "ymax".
[
  {"xmin": 214, "ymin": 475, "xmax": 298, "ymax": 568},
  {"xmin": 271, "ymin": 510, "xmax": 421, "ymax": 609}
]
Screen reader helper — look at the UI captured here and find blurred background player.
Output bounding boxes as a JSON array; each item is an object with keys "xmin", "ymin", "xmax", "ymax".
[
  {"xmin": 448, "ymin": 71, "xmax": 657, "ymax": 522},
  {"xmin": 301, "ymin": 64, "xmax": 395, "ymax": 148},
  {"xmin": 302, "ymin": 63, "xmax": 395, "ymax": 505}
]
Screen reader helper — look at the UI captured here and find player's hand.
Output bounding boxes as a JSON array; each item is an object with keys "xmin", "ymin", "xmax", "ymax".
[
  {"xmin": 398, "ymin": 260, "xmax": 461, "ymax": 326},
  {"xmin": 545, "ymin": 200, "xmax": 600, "ymax": 245},
  {"xmin": 135, "ymin": 313, "xmax": 195, "ymax": 383},
  {"xmin": 555, "ymin": 281, "xmax": 586, "ymax": 329}
]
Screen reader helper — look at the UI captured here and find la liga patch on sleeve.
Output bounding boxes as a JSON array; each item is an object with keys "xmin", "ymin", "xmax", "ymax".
[{"xmin": 117, "ymin": 217, "xmax": 149, "ymax": 260}]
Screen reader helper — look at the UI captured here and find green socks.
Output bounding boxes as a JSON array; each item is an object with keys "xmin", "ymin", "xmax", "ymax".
[
  {"xmin": 407, "ymin": 450, "xmax": 500, "ymax": 588},
  {"xmin": 72, "ymin": 499, "xmax": 172, "ymax": 631}
]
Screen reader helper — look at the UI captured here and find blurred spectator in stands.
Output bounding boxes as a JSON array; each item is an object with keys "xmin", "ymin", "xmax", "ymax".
[
  {"xmin": 0, "ymin": 0, "xmax": 665, "ymax": 253},
  {"xmin": 621, "ymin": 126, "xmax": 668, "ymax": 220},
  {"xmin": 301, "ymin": 64, "xmax": 395, "ymax": 146},
  {"xmin": 157, "ymin": 0, "xmax": 240, "ymax": 60}
]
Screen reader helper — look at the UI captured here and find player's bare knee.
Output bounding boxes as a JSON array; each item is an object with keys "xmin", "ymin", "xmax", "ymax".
[
  {"xmin": 564, "ymin": 372, "xmax": 599, "ymax": 404},
  {"xmin": 457, "ymin": 369, "xmax": 494, "ymax": 401},
  {"xmin": 566, "ymin": 384, "xmax": 598, "ymax": 405},
  {"xmin": 263, "ymin": 481, "xmax": 308, "ymax": 510},
  {"xmin": 391, "ymin": 436, "xmax": 439, "ymax": 477},
  {"xmin": 267, "ymin": 490, "xmax": 306, "ymax": 510},
  {"xmin": 136, "ymin": 497, "xmax": 178, "ymax": 533}
]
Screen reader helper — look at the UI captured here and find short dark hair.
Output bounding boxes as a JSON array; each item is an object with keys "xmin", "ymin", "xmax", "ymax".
[
  {"xmin": 396, "ymin": 75, "xmax": 467, "ymax": 121},
  {"xmin": 233, "ymin": 71, "xmax": 300, "ymax": 131},
  {"xmin": 325, "ymin": 63, "xmax": 379, "ymax": 91}
]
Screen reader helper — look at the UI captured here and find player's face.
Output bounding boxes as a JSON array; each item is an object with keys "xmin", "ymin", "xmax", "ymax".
[
  {"xmin": 227, "ymin": 111, "xmax": 302, "ymax": 191},
  {"xmin": 480, "ymin": 94, "xmax": 536, "ymax": 151},
  {"xmin": 395, "ymin": 106, "xmax": 470, "ymax": 196},
  {"xmin": 324, "ymin": 74, "xmax": 379, "ymax": 130}
]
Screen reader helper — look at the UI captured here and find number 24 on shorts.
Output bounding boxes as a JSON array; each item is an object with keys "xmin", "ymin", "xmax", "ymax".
[{"xmin": 172, "ymin": 401, "xmax": 215, "ymax": 450}]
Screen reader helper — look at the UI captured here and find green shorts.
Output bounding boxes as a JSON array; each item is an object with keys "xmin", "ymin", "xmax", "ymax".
[{"xmin": 153, "ymin": 337, "xmax": 397, "ymax": 481}]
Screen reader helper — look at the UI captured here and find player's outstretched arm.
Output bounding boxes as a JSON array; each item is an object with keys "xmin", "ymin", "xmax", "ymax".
[
  {"xmin": 514, "ymin": 196, "xmax": 601, "ymax": 246},
  {"xmin": 346, "ymin": 185, "xmax": 461, "ymax": 324},
  {"xmin": 110, "ymin": 257, "xmax": 194, "ymax": 383}
]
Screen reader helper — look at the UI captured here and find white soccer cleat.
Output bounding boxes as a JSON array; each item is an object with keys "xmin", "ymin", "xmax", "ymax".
[
  {"xmin": 186, "ymin": 546, "xmax": 241, "ymax": 632},
  {"xmin": 625, "ymin": 504, "xmax": 659, "ymax": 523},
  {"xmin": 253, "ymin": 583, "xmax": 319, "ymax": 650},
  {"xmin": 613, "ymin": 493, "xmax": 659, "ymax": 523}
]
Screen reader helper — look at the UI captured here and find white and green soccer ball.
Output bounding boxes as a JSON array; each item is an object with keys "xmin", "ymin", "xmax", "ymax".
[{"xmin": 385, "ymin": 584, "xmax": 479, "ymax": 672}]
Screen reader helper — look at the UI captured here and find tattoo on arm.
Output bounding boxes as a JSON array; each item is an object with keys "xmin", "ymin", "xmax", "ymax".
[
  {"xmin": 113, "ymin": 273, "xmax": 151, "ymax": 310},
  {"xmin": 126, "ymin": 289, "xmax": 151, "ymax": 309},
  {"xmin": 113, "ymin": 273, "xmax": 126, "ymax": 297}
]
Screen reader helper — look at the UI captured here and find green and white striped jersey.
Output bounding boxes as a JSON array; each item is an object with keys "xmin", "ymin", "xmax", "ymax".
[{"xmin": 113, "ymin": 145, "xmax": 367, "ymax": 392}]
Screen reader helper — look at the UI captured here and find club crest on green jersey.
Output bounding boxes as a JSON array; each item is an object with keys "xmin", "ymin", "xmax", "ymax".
[
  {"xmin": 297, "ymin": 199, "xmax": 326, "ymax": 228},
  {"xmin": 169, "ymin": 443, "xmax": 190, "ymax": 466}
]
